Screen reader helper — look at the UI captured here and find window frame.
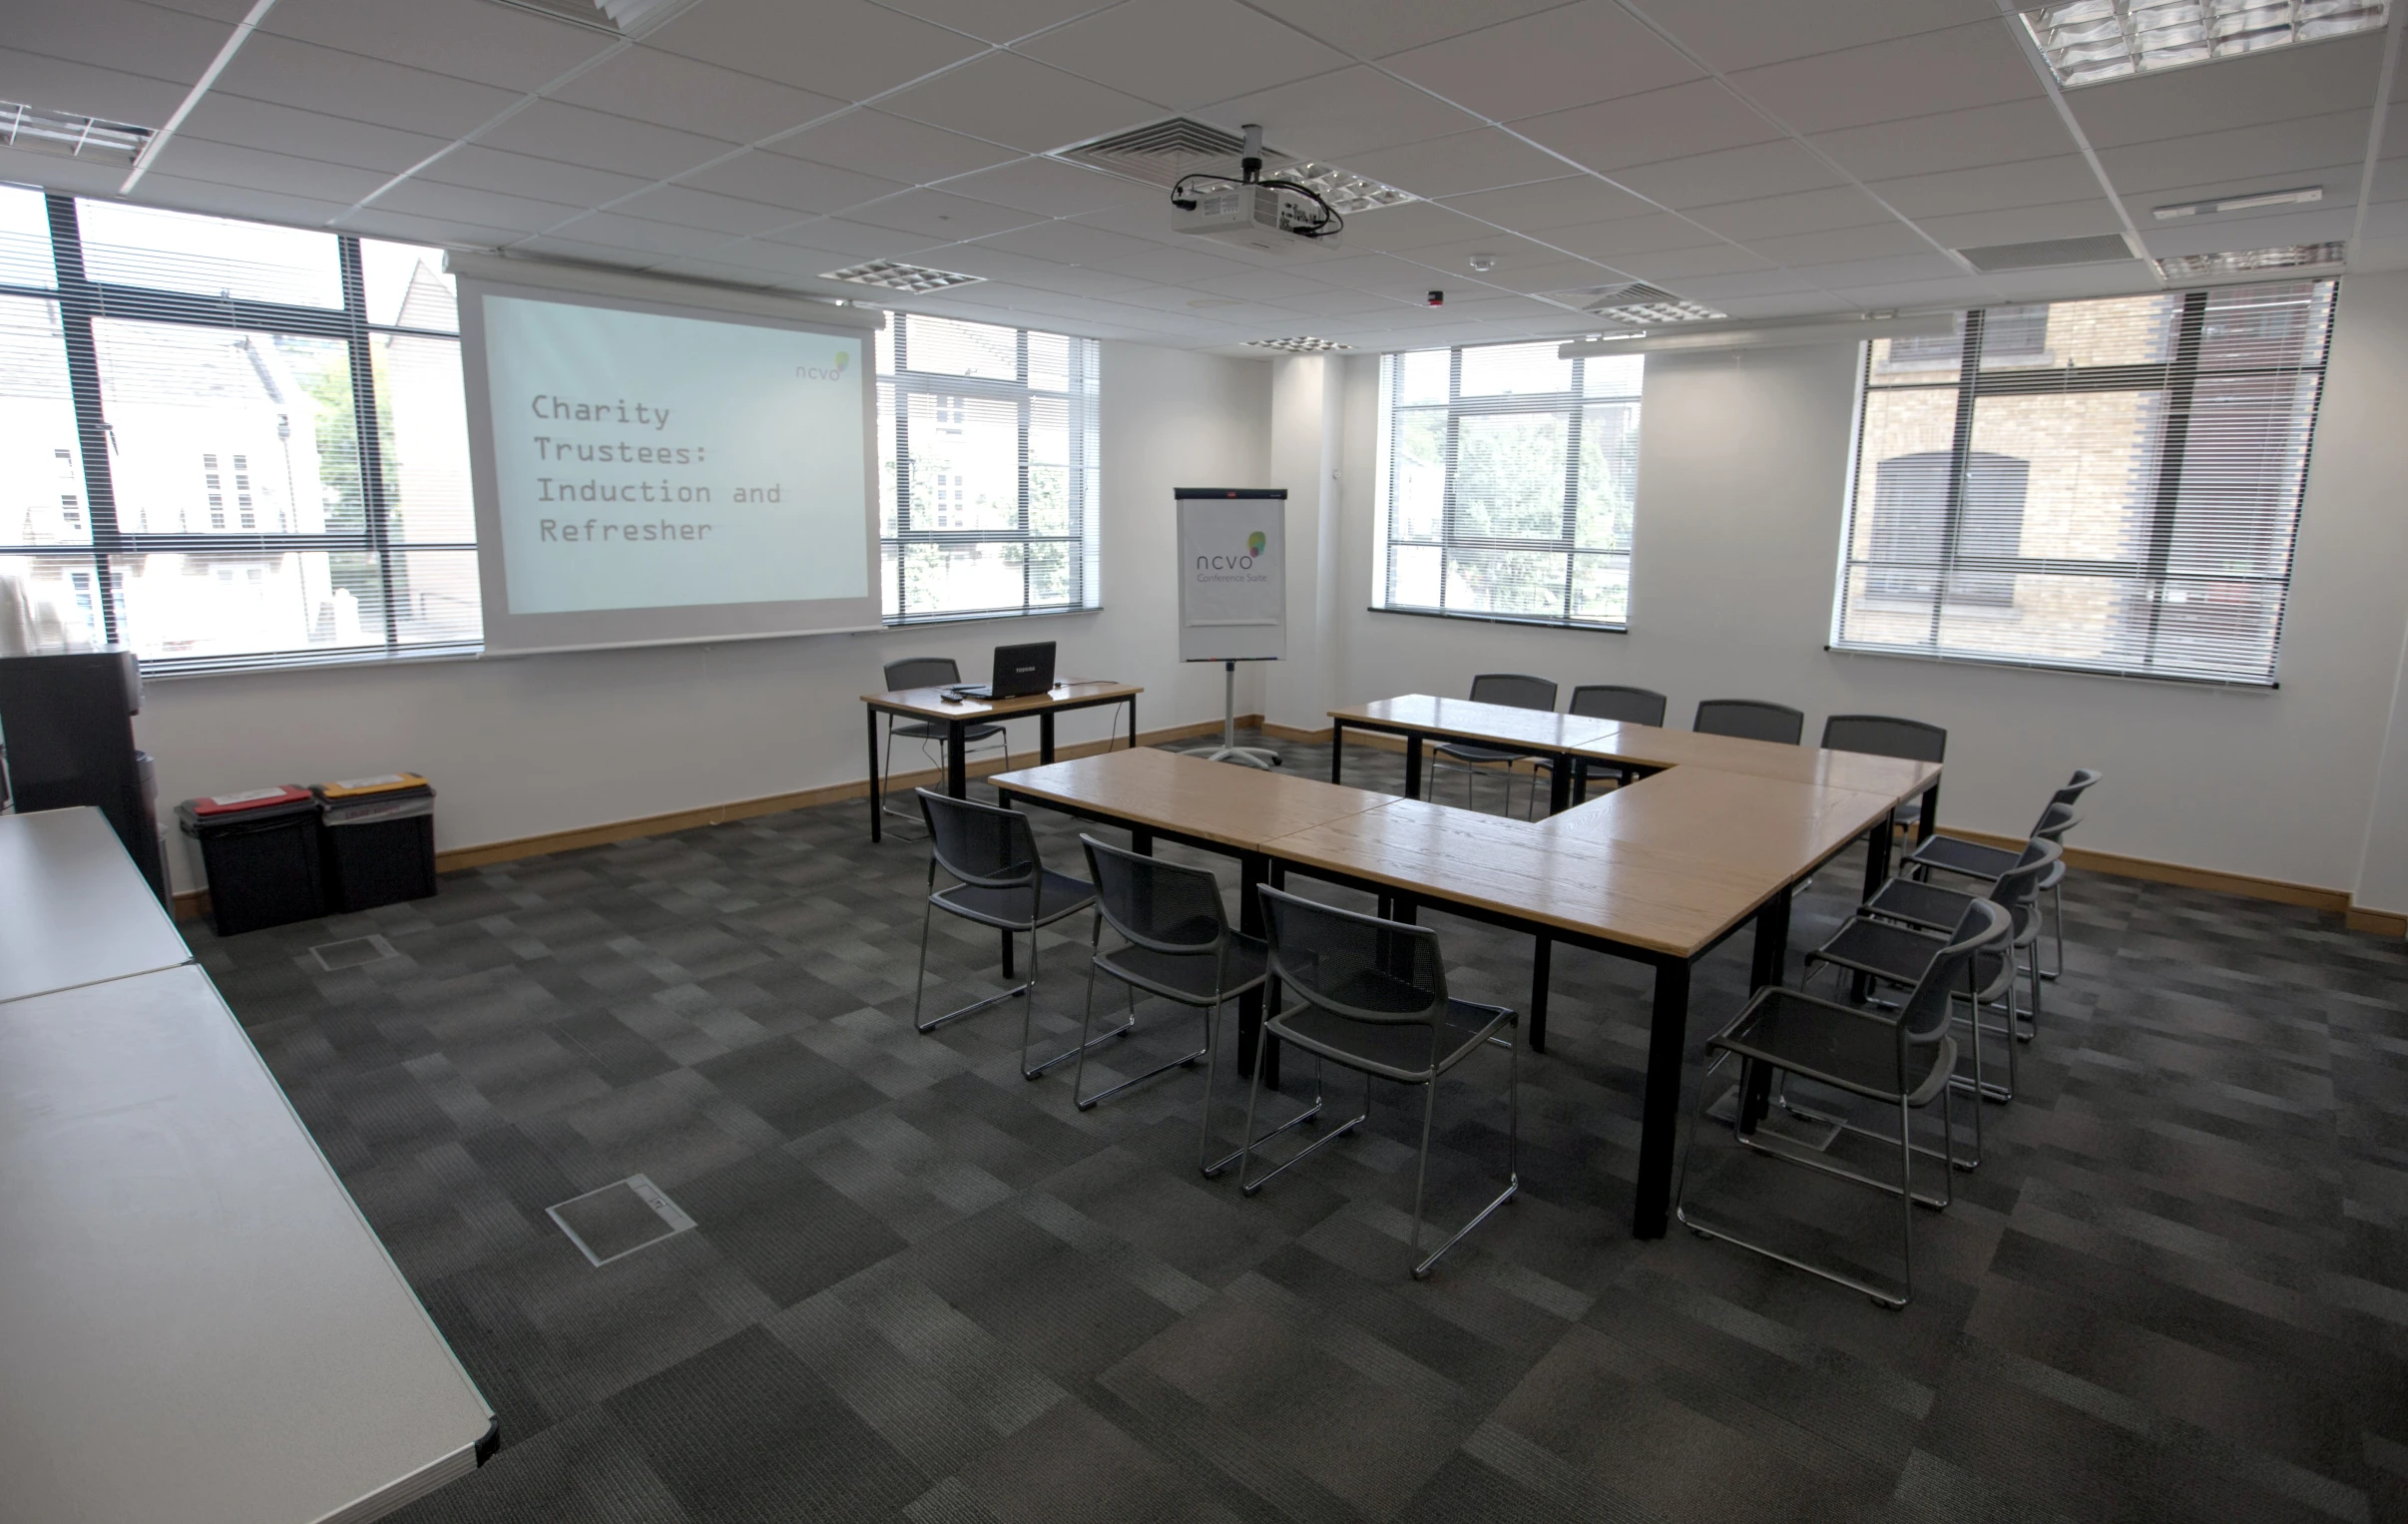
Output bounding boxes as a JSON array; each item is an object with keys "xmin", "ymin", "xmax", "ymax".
[
  {"xmin": 0, "ymin": 192, "xmax": 477, "ymax": 676},
  {"xmin": 1831, "ymin": 283, "xmax": 2335, "ymax": 688},
  {"xmin": 1372, "ymin": 341, "xmax": 1642, "ymax": 633},
  {"xmin": 878, "ymin": 312, "xmax": 1102, "ymax": 628}
]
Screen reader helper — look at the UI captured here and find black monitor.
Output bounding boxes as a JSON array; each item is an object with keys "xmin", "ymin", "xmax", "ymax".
[{"xmin": 947, "ymin": 641, "xmax": 1056, "ymax": 700}]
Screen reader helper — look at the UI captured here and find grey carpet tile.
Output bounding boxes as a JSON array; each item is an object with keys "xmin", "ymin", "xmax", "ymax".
[{"xmin": 179, "ymin": 732, "xmax": 2408, "ymax": 1523}]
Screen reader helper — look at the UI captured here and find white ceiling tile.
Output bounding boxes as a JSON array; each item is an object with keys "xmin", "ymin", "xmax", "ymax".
[
  {"xmin": 1613, "ymin": 140, "xmax": 1844, "ymax": 209},
  {"xmin": 215, "ymin": 34, "xmax": 522, "ymax": 138},
  {"xmin": 873, "ymin": 53, "xmax": 1159, "ymax": 154},
  {"xmin": 1241, "ymin": 0, "xmax": 1577, "ymax": 58},
  {"xmin": 1244, "ymin": 283, "xmax": 1404, "ymax": 315},
  {"xmin": 126, "ymin": 174, "xmax": 353, "ymax": 230},
  {"xmin": 647, "ymin": 0, "xmax": 985, "ymax": 99},
  {"xmin": 181, "ymin": 96, "xmax": 448, "ymax": 175},
  {"xmin": 339, "ymin": 207, "xmax": 524, "ymax": 247},
  {"xmin": 1910, "ymin": 199, "xmax": 2129, "ymax": 249},
  {"xmin": 371, "ymin": 179, "xmax": 583, "ymax": 234},
  {"xmin": 537, "ymin": 211, "xmax": 734, "ymax": 258},
  {"xmin": 1727, "ymin": 21, "xmax": 2045, "ymax": 136},
  {"xmin": 1606, "ymin": 244, "xmax": 1779, "ymax": 278},
  {"xmin": 1735, "ymin": 221, "xmax": 1932, "ymax": 265},
  {"xmin": 847, "ymin": 188, "xmax": 1047, "ymax": 242},
  {"xmin": 889, "ymin": 242, "xmax": 1079, "ymax": 284},
  {"xmin": 1695, "ymin": 290, "xmax": 1854, "ymax": 317},
  {"xmin": 1381, "ymin": 4, "xmax": 1703, "ymax": 122},
  {"xmin": 1982, "ymin": 262, "xmax": 2161, "ymax": 301},
  {"xmin": 641, "ymin": 257, "xmax": 782, "ymax": 289},
  {"xmin": 1638, "ymin": 0, "xmax": 1996, "ymax": 72},
  {"xmin": 1003, "ymin": 263, "xmax": 1161, "ymax": 297},
  {"xmin": 1686, "ymin": 187, "xmax": 1893, "ymax": 241},
  {"xmin": 257, "ymin": 0, "xmax": 616, "ymax": 94},
  {"xmin": 767, "ymin": 111, "xmax": 1019, "ymax": 185},
  {"xmin": 873, "ymin": 0, "xmax": 1115, "ymax": 44},
  {"xmin": 1658, "ymin": 268, "xmax": 1824, "ymax": 299},
  {"xmin": 1514, "ymin": 80, "xmax": 1780, "ymax": 174},
  {"xmin": 1438, "ymin": 176, "xmax": 1659, "ymax": 232},
  {"xmin": 0, "ymin": 50, "xmax": 190, "ymax": 128},
  {"xmin": 145, "ymin": 0, "xmax": 273, "ymax": 20},
  {"xmin": 1819, "ymin": 274, "xmax": 1998, "ymax": 307},
  {"xmin": 1548, "ymin": 213, "xmax": 1722, "ymax": 259},
  {"xmin": 1091, "ymin": 242, "xmax": 1263, "ymax": 283},
  {"xmin": 2374, "ymin": 157, "xmax": 2408, "ymax": 202},
  {"xmin": 419, "ymin": 145, "xmax": 656, "ymax": 207},
  {"xmin": 1341, "ymin": 130, "xmax": 1575, "ymax": 201},
  {"xmin": 1868, "ymin": 155, "xmax": 2106, "ymax": 219},
  {"xmin": 758, "ymin": 217, "xmax": 944, "ymax": 258},
  {"xmin": 1019, "ymin": 0, "xmax": 1348, "ymax": 111},
  {"xmin": 1807, "ymin": 99, "xmax": 2079, "ymax": 183},
  {"xmin": 693, "ymin": 238, "xmax": 845, "ymax": 276},
  {"xmin": 480, "ymin": 100, "xmax": 735, "ymax": 179},
  {"xmin": 0, "ymin": 148, "xmax": 124, "ymax": 200},
  {"xmin": 1195, "ymin": 67, "xmax": 1484, "ymax": 164},
  {"xmin": 1330, "ymin": 199, "xmax": 1490, "ymax": 253},
  {"xmin": 1184, "ymin": 265, "xmax": 1344, "ymax": 299},
  {"xmin": 1779, "ymin": 252, "xmax": 1963, "ymax": 284},
  {"xmin": 2098, "ymin": 114, "xmax": 2371, "ymax": 196},
  {"xmin": 510, "ymin": 233, "xmax": 666, "ymax": 267},
  {"xmin": 613, "ymin": 184, "xmax": 811, "ymax": 236},
  {"xmin": 546, "ymin": 47, "xmax": 844, "ymax": 146},
  {"xmin": 149, "ymin": 138, "xmax": 389, "ymax": 204},
  {"xmin": 941, "ymin": 158, "xmax": 1150, "ymax": 217},
  {"xmin": 11, "ymin": 0, "xmax": 230, "ymax": 84},
  {"xmin": 1059, "ymin": 200, "xmax": 1187, "ymax": 242},
  {"xmin": 2358, "ymin": 201, "xmax": 2408, "ymax": 239},
  {"xmin": 674, "ymin": 151, "xmax": 904, "ymax": 217},
  {"xmin": 2065, "ymin": 34, "xmax": 2387, "ymax": 148},
  {"xmin": 965, "ymin": 218, "xmax": 1160, "ymax": 264}
]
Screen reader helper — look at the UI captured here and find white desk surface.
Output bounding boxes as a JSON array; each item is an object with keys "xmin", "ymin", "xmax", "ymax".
[
  {"xmin": 0, "ymin": 965, "xmax": 494, "ymax": 1524},
  {"xmin": 0, "ymin": 806, "xmax": 193, "ymax": 1004}
]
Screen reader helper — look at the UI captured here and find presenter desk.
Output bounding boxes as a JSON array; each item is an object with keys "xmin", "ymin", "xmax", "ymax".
[
  {"xmin": 863, "ymin": 681, "xmax": 1143, "ymax": 843},
  {"xmin": 0, "ymin": 805, "xmax": 192, "ymax": 1003}
]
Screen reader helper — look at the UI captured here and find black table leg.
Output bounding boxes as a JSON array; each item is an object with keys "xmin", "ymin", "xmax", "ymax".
[
  {"xmin": 1131, "ymin": 826, "xmax": 1154, "ymax": 855},
  {"xmin": 1402, "ymin": 735, "xmax": 1423, "ymax": 800},
  {"xmin": 1529, "ymin": 935, "xmax": 1552, "ymax": 1053},
  {"xmin": 1634, "ymin": 958, "xmax": 1691, "ymax": 1239},
  {"xmin": 866, "ymin": 706, "xmax": 883, "ymax": 843},
  {"xmin": 1236, "ymin": 851, "xmax": 1273, "ymax": 1084},
  {"xmin": 1547, "ymin": 753, "xmax": 1572, "ymax": 816},
  {"xmin": 1125, "ymin": 696, "xmax": 1137, "ymax": 748},
  {"xmin": 1918, "ymin": 780, "xmax": 1940, "ymax": 842},
  {"xmin": 1572, "ymin": 759, "xmax": 1590, "ymax": 805},
  {"xmin": 946, "ymin": 720, "xmax": 969, "ymax": 798},
  {"xmin": 1850, "ymin": 817, "xmax": 1894, "ymax": 1000},
  {"xmin": 1040, "ymin": 711, "xmax": 1056, "ymax": 765},
  {"xmin": 1330, "ymin": 720, "xmax": 1345, "ymax": 784},
  {"xmin": 1739, "ymin": 886, "xmax": 1791, "ymax": 1132}
]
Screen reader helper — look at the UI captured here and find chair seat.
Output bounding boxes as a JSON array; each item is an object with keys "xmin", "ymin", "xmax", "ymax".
[
  {"xmin": 1096, "ymin": 932, "xmax": 1268, "ymax": 1005},
  {"xmin": 1432, "ymin": 741, "xmax": 1531, "ymax": 765},
  {"xmin": 1713, "ymin": 987, "xmax": 1956, "ymax": 1106},
  {"xmin": 1812, "ymin": 916, "xmax": 2014, "ymax": 1002},
  {"xmin": 894, "ymin": 719, "xmax": 1006, "ymax": 743},
  {"xmin": 1905, "ymin": 832, "xmax": 2018, "ymax": 880},
  {"xmin": 934, "ymin": 869, "xmax": 1094, "ymax": 931},
  {"xmin": 1269, "ymin": 996, "xmax": 1511, "ymax": 1084},
  {"xmin": 1864, "ymin": 876, "xmax": 1972, "ymax": 933}
]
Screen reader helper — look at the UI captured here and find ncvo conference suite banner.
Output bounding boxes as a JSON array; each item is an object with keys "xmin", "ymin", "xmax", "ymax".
[{"xmin": 478, "ymin": 294, "xmax": 867, "ymax": 617}]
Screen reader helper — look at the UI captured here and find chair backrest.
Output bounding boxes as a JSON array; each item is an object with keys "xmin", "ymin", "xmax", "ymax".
[
  {"xmin": 1898, "ymin": 898, "xmax": 2011, "ymax": 1050},
  {"xmin": 916, "ymin": 788, "xmax": 1038, "ymax": 890},
  {"xmin": 1257, "ymin": 884, "xmax": 1447, "ymax": 1027},
  {"xmin": 2033, "ymin": 803, "xmax": 2081, "ymax": 842},
  {"xmin": 1568, "ymin": 684, "xmax": 1668, "ymax": 727},
  {"xmin": 1989, "ymin": 838, "xmax": 2062, "ymax": 939},
  {"xmin": 1820, "ymin": 713, "xmax": 1946, "ymax": 763},
  {"xmin": 1693, "ymin": 699, "xmax": 1805, "ymax": 746},
  {"xmin": 1468, "ymin": 673, "xmax": 1558, "ymax": 713},
  {"xmin": 1080, "ymin": 834, "xmax": 1227, "ymax": 955},
  {"xmin": 885, "ymin": 656, "xmax": 960, "ymax": 692},
  {"xmin": 2050, "ymin": 768, "xmax": 2103, "ymax": 810}
]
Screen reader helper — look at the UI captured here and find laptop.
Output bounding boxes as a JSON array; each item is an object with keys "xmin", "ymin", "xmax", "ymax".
[{"xmin": 947, "ymin": 641, "xmax": 1056, "ymax": 701}]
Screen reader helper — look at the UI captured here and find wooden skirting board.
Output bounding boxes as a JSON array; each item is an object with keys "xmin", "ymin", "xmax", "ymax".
[{"xmin": 168, "ymin": 712, "xmax": 2408, "ymax": 939}]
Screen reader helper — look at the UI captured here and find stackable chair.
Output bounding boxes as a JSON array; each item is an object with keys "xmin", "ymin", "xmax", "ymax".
[
  {"xmin": 1693, "ymin": 698, "xmax": 1805, "ymax": 746},
  {"xmin": 1245, "ymin": 886, "xmax": 1519, "ymax": 1279},
  {"xmin": 912, "ymin": 790, "xmax": 1116, "ymax": 1081},
  {"xmin": 1809, "ymin": 838, "xmax": 2060, "ymax": 1110},
  {"xmin": 1675, "ymin": 899, "xmax": 2008, "ymax": 1308},
  {"xmin": 1430, "ymin": 673, "xmax": 1558, "ymax": 817},
  {"xmin": 878, "ymin": 658, "xmax": 1009, "ymax": 835},
  {"xmin": 1536, "ymin": 683, "xmax": 1669, "ymax": 798},
  {"xmin": 1820, "ymin": 715, "xmax": 1947, "ymax": 835},
  {"xmin": 1075, "ymin": 835, "xmax": 1269, "ymax": 1176},
  {"xmin": 1908, "ymin": 767, "xmax": 2102, "ymax": 984}
]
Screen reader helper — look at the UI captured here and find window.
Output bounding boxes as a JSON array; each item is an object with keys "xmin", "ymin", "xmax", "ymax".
[
  {"xmin": 877, "ymin": 311, "xmax": 1101, "ymax": 625},
  {"xmin": 1373, "ymin": 339, "xmax": 1643, "ymax": 629},
  {"xmin": 0, "ymin": 185, "xmax": 480, "ymax": 672},
  {"xmin": 1834, "ymin": 281, "xmax": 2335, "ymax": 686}
]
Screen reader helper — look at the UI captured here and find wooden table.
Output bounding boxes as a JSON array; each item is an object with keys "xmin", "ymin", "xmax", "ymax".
[
  {"xmin": 1327, "ymin": 695, "xmax": 1622, "ymax": 812},
  {"xmin": 994, "ymin": 702, "xmax": 1941, "ymax": 1241},
  {"xmin": 863, "ymin": 681, "xmax": 1142, "ymax": 843},
  {"xmin": 0, "ymin": 807, "xmax": 193, "ymax": 1004}
]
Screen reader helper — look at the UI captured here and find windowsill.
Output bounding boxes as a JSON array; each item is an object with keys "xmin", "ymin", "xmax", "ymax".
[
  {"xmin": 1828, "ymin": 641, "xmax": 2276, "ymax": 691},
  {"xmin": 137, "ymin": 644, "xmax": 486, "ymax": 682},
  {"xmin": 1368, "ymin": 605, "xmax": 1627, "ymax": 634},
  {"xmin": 880, "ymin": 605, "xmax": 1103, "ymax": 630}
]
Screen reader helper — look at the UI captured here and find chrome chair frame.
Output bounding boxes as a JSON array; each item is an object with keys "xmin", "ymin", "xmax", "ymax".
[
  {"xmin": 879, "ymin": 657, "xmax": 1010, "ymax": 837},
  {"xmin": 1429, "ymin": 673, "xmax": 1558, "ymax": 819}
]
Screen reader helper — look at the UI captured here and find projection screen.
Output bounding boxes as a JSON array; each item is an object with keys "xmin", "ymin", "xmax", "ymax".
[{"xmin": 449, "ymin": 254, "xmax": 884, "ymax": 654}]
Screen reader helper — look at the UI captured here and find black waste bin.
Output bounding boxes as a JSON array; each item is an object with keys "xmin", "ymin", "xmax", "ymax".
[
  {"xmin": 314, "ymin": 773, "xmax": 437, "ymax": 912},
  {"xmin": 178, "ymin": 785, "xmax": 324, "ymax": 936}
]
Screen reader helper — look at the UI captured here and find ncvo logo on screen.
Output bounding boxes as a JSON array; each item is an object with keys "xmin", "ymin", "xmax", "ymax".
[{"xmin": 794, "ymin": 350, "xmax": 852, "ymax": 381}]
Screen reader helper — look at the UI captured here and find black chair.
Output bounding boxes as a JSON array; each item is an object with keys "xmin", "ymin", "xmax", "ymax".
[
  {"xmin": 1077, "ymin": 834, "xmax": 1269, "ymax": 1176},
  {"xmin": 1821, "ymin": 714, "xmax": 1947, "ymax": 832},
  {"xmin": 911, "ymin": 789, "xmax": 1113, "ymax": 1081},
  {"xmin": 1693, "ymin": 699, "xmax": 1805, "ymax": 746},
  {"xmin": 1675, "ymin": 899, "xmax": 2008, "ymax": 1308},
  {"xmin": 879, "ymin": 658, "xmax": 1009, "ymax": 834},
  {"xmin": 1431, "ymin": 673, "xmax": 1558, "ymax": 817},
  {"xmin": 1544, "ymin": 684, "xmax": 1669, "ymax": 795},
  {"xmin": 1246, "ymin": 886, "xmax": 1519, "ymax": 1279},
  {"xmin": 1908, "ymin": 768, "xmax": 2102, "ymax": 983}
]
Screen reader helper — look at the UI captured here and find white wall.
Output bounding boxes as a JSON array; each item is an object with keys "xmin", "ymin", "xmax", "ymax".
[
  {"xmin": 135, "ymin": 340, "xmax": 1270, "ymax": 893},
  {"xmin": 1307, "ymin": 270, "xmax": 2408, "ymax": 902}
]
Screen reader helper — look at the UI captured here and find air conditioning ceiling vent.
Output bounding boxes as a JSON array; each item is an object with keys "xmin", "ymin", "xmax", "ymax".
[{"xmin": 1957, "ymin": 234, "xmax": 2138, "ymax": 271}]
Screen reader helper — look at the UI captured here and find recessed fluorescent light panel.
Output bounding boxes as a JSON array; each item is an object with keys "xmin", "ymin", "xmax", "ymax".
[
  {"xmin": 1278, "ymin": 164, "xmax": 1415, "ymax": 215},
  {"xmin": 2024, "ymin": 0, "xmax": 2390, "ymax": 87},
  {"xmin": 2154, "ymin": 185, "xmax": 2324, "ymax": 219},
  {"xmin": 483, "ymin": 0, "xmax": 685, "ymax": 36},
  {"xmin": 0, "ymin": 101, "xmax": 153, "ymax": 165},
  {"xmin": 1246, "ymin": 335, "xmax": 1354, "ymax": 352},
  {"xmin": 820, "ymin": 259, "xmax": 985, "ymax": 294},
  {"xmin": 1550, "ymin": 282, "xmax": 1725, "ymax": 324},
  {"xmin": 2153, "ymin": 241, "xmax": 2345, "ymax": 277}
]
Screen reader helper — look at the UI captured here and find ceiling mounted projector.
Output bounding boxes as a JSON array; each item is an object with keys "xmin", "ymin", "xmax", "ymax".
[{"xmin": 1169, "ymin": 124, "xmax": 1342, "ymax": 254}]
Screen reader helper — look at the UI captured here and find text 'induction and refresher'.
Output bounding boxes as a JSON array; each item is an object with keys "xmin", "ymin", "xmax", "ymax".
[{"xmin": 522, "ymin": 392, "xmax": 786, "ymax": 544}]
